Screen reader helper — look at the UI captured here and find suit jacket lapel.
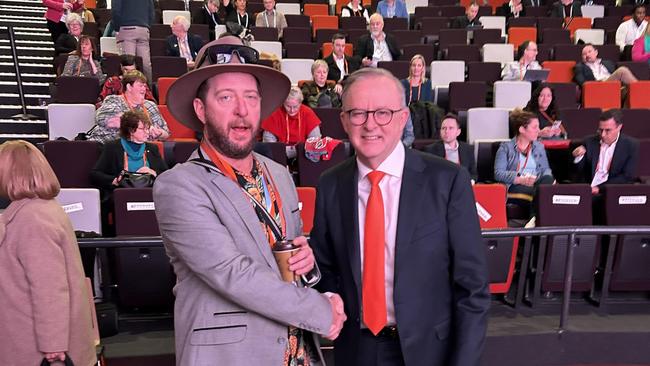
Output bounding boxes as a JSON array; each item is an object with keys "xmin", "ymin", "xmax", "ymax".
[
  {"xmin": 338, "ymin": 159, "xmax": 362, "ymax": 294},
  {"xmin": 395, "ymin": 149, "xmax": 426, "ymax": 260}
]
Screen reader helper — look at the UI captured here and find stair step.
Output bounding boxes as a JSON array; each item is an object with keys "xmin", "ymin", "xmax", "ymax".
[
  {"xmin": 0, "ymin": 55, "xmax": 54, "ymax": 65},
  {"xmin": 0, "ymin": 92, "xmax": 50, "ymax": 105},
  {"xmin": 0, "ymin": 81, "xmax": 50, "ymax": 94},
  {"xmin": 0, "ymin": 46, "xmax": 54, "ymax": 57},
  {"xmin": 0, "ymin": 72, "xmax": 55, "ymax": 83},
  {"xmin": 0, "ymin": 0, "xmax": 48, "ymax": 7},
  {"xmin": 0, "ymin": 118, "xmax": 47, "ymax": 134},
  {"xmin": 0, "ymin": 18, "xmax": 47, "ymax": 29},
  {"xmin": 0, "ymin": 61, "xmax": 54, "ymax": 74},
  {"xmin": 0, "ymin": 104, "xmax": 46, "ymax": 119}
]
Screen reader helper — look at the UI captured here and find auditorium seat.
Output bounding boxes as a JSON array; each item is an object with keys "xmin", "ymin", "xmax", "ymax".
[
  {"xmin": 297, "ymin": 187, "xmax": 317, "ymax": 235},
  {"xmin": 149, "ymin": 38, "xmax": 168, "ymax": 57},
  {"xmin": 311, "ymin": 15, "xmax": 338, "ymax": 37},
  {"xmin": 542, "ymin": 61, "xmax": 576, "ymax": 83},
  {"xmin": 507, "ymin": 27, "xmax": 537, "ymax": 48},
  {"xmin": 558, "ymin": 107, "xmax": 602, "ymax": 139},
  {"xmin": 296, "ymin": 142, "xmax": 347, "ymax": 187},
  {"xmin": 554, "ymin": 44, "xmax": 584, "ymax": 62},
  {"xmin": 467, "ymin": 108, "xmax": 510, "ymax": 144},
  {"xmin": 627, "ymin": 81, "xmax": 650, "ymax": 109},
  {"xmin": 285, "ymin": 14, "xmax": 311, "ymax": 28},
  {"xmin": 536, "ymin": 17, "xmax": 564, "ymax": 34},
  {"xmin": 541, "ymin": 29, "xmax": 571, "ymax": 44},
  {"xmin": 482, "ymin": 43, "xmax": 514, "ymax": 64},
  {"xmin": 172, "ymin": 140, "xmax": 199, "ymax": 165},
  {"xmin": 467, "ymin": 62, "xmax": 502, "ymax": 85},
  {"xmin": 251, "ymin": 27, "xmax": 279, "ymax": 41},
  {"xmin": 151, "ymin": 56, "xmax": 188, "ymax": 81},
  {"xmin": 315, "ymin": 28, "xmax": 341, "ymax": 47},
  {"xmin": 493, "ymin": 81, "xmax": 532, "ymax": 109},
  {"xmin": 475, "ymin": 139, "xmax": 509, "ymax": 182},
  {"xmin": 575, "ymin": 29, "xmax": 605, "ymax": 45},
  {"xmin": 593, "ymin": 16, "xmax": 624, "ymax": 32},
  {"xmin": 472, "ymin": 28, "xmax": 503, "ymax": 47},
  {"xmin": 392, "ymin": 30, "xmax": 423, "ymax": 46},
  {"xmin": 282, "ymin": 27, "xmax": 312, "ymax": 44},
  {"xmin": 580, "ymin": 4, "xmax": 605, "ymax": 19},
  {"xmin": 446, "ymin": 44, "xmax": 481, "ymax": 62},
  {"xmin": 473, "ymin": 183, "xmax": 520, "ymax": 294},
  {"xmin": 54, "ymin": 76, "xmax": 100, "ymax": 104},
  {"xmin": 276, "ymin": 2, "xmax": 301, "ymax": 15},
  {"xmin": 285, "ymin": 42, "xmax": 319, "ymax": 59},
  {"xmin": 313, "ymin": 107, "xmax": 347, "ymax": 140},
  {"xmin": 480, "ymin": 16, "xmax": 507, "ymax": 37},
  {"xmin": 42, "ymin": 140, "xmax": 102, "ymax": 188},
  {"xmin": 156, "ymin": 77, "xmax": 176, "ymax": 105},
  {"xmin": 250, "ymin": 41, "xmax": 283, "ymax": 60},
  {"xmin": 321, "ymin": 42, "xmax": 352, "ymax": 58},
  {"xmin": 582, "ymin": 80, "xmax": 621, "ymax": 110},
  {"xmin": 596, "ymin": 44, "xmax": 621, "ymax": 62},
  {"xmin": 339, "ymin": 16, "xmax": 366, "ymax": 30},
  {"xmin": 99, "ymin": 37, "xmax": 119, "ymax": 55},
  {"xmin": 449, "ymin": 81, "xmax": 487, "ymax": 112},
  {"xmin": 162, "ymin": 10, "xmax": 190, "ymax": 25},
  {"xmin": 438, "ymin": 29, "xmax": 468, "ymax": 51},
  {"xmin": 158, "ymin": 104, "xmax": 197, "ymax": 141},
  {"xmin": 383, "ymin": 17, "xmax": 408, "ymax": 32},
  {"xmin": 303, "ymin": 3, "xmax": 329, "ymax": 17},
  {"xmin": 507, "ymin": 17, "xmax": 537, "ymax": 29},
  {"xmin": 620, "ymin": 108, "xmax": 650, "ymax": 138},
  {"xmin": 281, "ymin": 59, "xmax": 314, "ymax": 85},
  {"xmin": 150, "ymin": 24, "xmax": 171, "ymax": 39},
  {"xmin": 564, "ymin": 16, "xmax": 592, "ymax": 38},
  {"xmin": 377, "ymin": 61, "xmax": 410, "ymax": 79},
  {"xmin": 112, "ymin": 188, "xmax": 175, "ymax": 309},
  {"xmin": 48, "ymin": 103, "xmax": 96, "ymax": 141},
  {"xmin": 547, "ymin": 82, "xmax": 579, "ymax": 110},
  {"xmin": 253, "ymin": 142, "xmax": 288, "ymax": 166},
  {"xmin": 604, "ymin": 185, "xmax": 650, "ymax": 291},
  {"xmin": 402, "ymin": 44, "xmax": 436, "ymax": 64},
  {"xmin": 416, "ymin": 17, "xmax": 449, "ymax": 38},
  {"xmin": 56, "ymin": 188, "xmax": 102, "ymax": 235},
  {"xmin": 536, "ymin": 184, "xmax": 597, "ymax": 293},
  {"xmin": 617, "ymin": 62, "xmax": 650, "ymax": 80}
]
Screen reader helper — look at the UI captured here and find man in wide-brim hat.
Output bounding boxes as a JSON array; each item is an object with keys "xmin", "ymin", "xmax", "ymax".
[{"xmin": 153, "ymin": 35, "xmax": 346, "ymax": 365}]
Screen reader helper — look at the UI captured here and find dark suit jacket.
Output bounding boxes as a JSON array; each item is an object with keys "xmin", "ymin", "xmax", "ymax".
[
  {"xmin": 354, "ymin": 33, "xmax": 401, "ymax": 63},
  {"xmin": 324, "ymin": 53, "xmax": 360, "ymax": 82},
  {"xmin": 191, "ymin": 6, "xmax": 220, "ymax": 40},
  {"xmin": 424, "ymin": 141, "xmax": 477, "ymax": 181},
  {"xmin": 549, "ymin": 0, "xmax": 582, "ymax": 18},
  {"xmin": 573, "ymin": 59, "xmax": 616, "ymax": 86},
  {"xmin": 311, "ymin": 148, "xmax": 490, "ymax": 366},
  {"xmin": 495, "ymin": 3, "xmax": 527, "ymax": 18},
  {"xmin": 575, "ymin": 133, "xmax": 639, "ymax": 186},
  {"xmin": 90, "ymin": 139, "xmax": 168, "ymax": 194},
  {"xmin": 523, "ymin": 0, "xmax": 547, "ymax": 6},
  {"xmin": 55, "ymin": 33, "xmax": 79, "ymax": 56},
  {"xmin": 164, "ymin": 33, "xmax": 204, "ymax": 60},
  {"xmin": 623, "ymin": 0, "xmax": 650, "ymax": 6},
  {"xmin": 226, "ymin": 11, "xmax": 252, "ymax": 29},
  {"xmin": 450, "ymin": 15, "xmax": 482, "ymax": 29}
]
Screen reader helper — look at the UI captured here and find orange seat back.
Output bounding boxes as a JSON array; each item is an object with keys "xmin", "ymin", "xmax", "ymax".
[
  {"xmin": 158, "ymin": 104, "xmax": 197, "ymax": 140},
  {"xmin": 157, "ymin": 77, "xmax": 177, "ymax": 105},
  {"xmin": 311, "ymin": 15, "xmax": 339, "ymax": 37},
  {"xmin": 304, "ymin": 3, "xmax": 329, "ymax": 17},
  {"xmin": 542, "ymin": 61, "xmax": 576, "ymax": 83},
  {"xmin": 321, "ymin": 42, "xmax": 353, "ymax": 58},
  {"xmin": 296, "ymin": 187, "xmax": 317, "ymax": 235},
  {"xmin": 507, "ymin": 27, "xmax": 537, "ymax": 48},
  {"xmin": 582, "ymin": 80, "xmax": 621, "ymax": 110},
  {"xmin": 628, "ymin": 81, "xmax": 650, "ymax": 109},
  {"xmin": 565, "ymin": 17, "xmax": 591, "ymax": 38}
]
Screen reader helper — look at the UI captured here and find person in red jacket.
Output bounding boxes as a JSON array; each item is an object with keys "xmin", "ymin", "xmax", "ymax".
[
  {"xmin": 261, "ymin": 86, "xmax": 322, "ymax": 145},
  {"xmin": 43, "ymin": 0, "xmax": 83, "ymax": 43}
]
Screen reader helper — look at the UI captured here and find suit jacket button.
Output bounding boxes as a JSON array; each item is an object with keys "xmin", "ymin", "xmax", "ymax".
[{"xmin": 277, "ymin": 337, "xmax": 286, "ymax": 344}]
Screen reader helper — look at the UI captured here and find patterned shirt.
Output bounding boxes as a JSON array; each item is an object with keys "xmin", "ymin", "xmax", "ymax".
[
  {"xmin": 90, "ymin": 94, "xmax": 169, "ymax": 144},
  {"xmin": 61, "ymin": 55, "xmax": 106, "ymax": 85}
]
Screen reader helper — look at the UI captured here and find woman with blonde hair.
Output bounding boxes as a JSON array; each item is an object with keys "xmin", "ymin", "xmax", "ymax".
[
  {"xmin": 0, "ymin": 140, "xmax": 96, "ymax": 366},
  {"xmin": 400, "ymin": 54, "xmax": 432, "ymax": 104}
]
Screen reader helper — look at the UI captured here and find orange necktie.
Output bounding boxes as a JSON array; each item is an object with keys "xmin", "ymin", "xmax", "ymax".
[{"xmin": 362, "ymin": 170, "xmax": 387, "ymax": 335}]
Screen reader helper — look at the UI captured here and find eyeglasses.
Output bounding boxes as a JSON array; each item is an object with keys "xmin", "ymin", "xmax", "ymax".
[
  {"xmin": 344, "ymin": 108, "xmax": 403, "ymax": 126},
  {"xmin": 197, "ymin": 44, "xmax": 259, "ymax": 68}
]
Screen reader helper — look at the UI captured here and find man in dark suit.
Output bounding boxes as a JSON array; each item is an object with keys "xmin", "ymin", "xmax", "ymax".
[
  {"xmin": 573, "ymin": 43, "xmax": 637, "ymax": 86},
  {"xmin": 523, "ymin": 0, "xmax": 547, "ymax": 6},
  {"xmin": 355, "ymin": 13, "xmax": 401, "ymax": 68},
  {"xmin": 572, "ymin": 109, "xmax": 639, "ymax": 195},
  {"xmin": 450, "ymin": 2, "xmax": 482, "ymax": 28},
  {"xmin": 496, "ymin": 0, "xmax": 527, "ymax": 19},
  {"xmin": 623, "ymin": 0, "xmax": 649, "ymax": 6},
  {"xmin": 549, "ymin": 0, "xmax": 582, "ymax": 18},
  {"xmin": 311, "ymin": 67, "xmax": 490, "ymax": 366},
  {"xmin": 191, "ymin": 0, "xmax": 220, "ymax": 40},
  {"xmin": 324, "ymin": 33, "xmax": 360, "ymax": 82},
  {"xmin": 424, "ymin": 114, "xmax": 477, "ymax": 182},
  {"xmin": 165, "ymin": 15, "xmax": 205, "ymax": 67}
]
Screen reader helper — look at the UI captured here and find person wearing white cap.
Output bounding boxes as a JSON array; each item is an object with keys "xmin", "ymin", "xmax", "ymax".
[{"xmin": 153, "ymin": 35, "xmax": 346, "ymax": 365}]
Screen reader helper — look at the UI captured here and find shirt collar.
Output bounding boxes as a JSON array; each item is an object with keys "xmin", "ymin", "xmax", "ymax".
[
  {"xmin": 357, "ymin": 141, "xmax": 405, "ymax": 181},
  {"xmin": 444, "ymin": 141, "xmax": 459, "ymax": 151}
]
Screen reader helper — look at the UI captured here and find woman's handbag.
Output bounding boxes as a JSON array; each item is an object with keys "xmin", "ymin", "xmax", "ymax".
[
  {"xmin": 118, "ymin": 171, "xmax": 155, "ymax": 188},
  {"xmin": 40, "ymin": 353, "xmax": 74, "ymax": 366}
]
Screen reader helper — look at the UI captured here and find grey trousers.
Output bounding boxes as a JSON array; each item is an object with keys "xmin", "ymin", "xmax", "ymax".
[{"xmin": 116, "ymin": 26, "xmax": 152, "ymax": 83}]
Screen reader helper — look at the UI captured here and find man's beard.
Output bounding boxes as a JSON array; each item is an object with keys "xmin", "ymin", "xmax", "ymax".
[{"xmin": 204, "ymin": 111, "xmax": 258, "ymax": 160}]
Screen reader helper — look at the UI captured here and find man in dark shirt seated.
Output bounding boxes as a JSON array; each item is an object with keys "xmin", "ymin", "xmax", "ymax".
[
  {"xmin": 324, "ymin": 33, "xmax": 360, "ymax": 84},
  {"xmin": 424, "ymin": 114, "xmax": 477, "ymax": 182},
  {"xmin": 451, "ymin": 3, "xmax": 482, "ymax": 29},
  {"xmin": 572, "ymin": 109, "xmax": 639, "ymax": 196},
  {"xmin": 549, "ymin": 0, "xmax": 582, "ymax": 18}
]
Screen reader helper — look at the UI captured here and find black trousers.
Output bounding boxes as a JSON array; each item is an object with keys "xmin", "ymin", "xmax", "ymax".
[
  {"xmin": 47, "ymin": 19, "xmax": 68, "ymax": 43},
  {"xmin": 355, "ymin": 328, "xmax": 406, "ymax": 366}
]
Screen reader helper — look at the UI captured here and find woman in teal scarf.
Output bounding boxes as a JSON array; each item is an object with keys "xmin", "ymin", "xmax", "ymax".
[{"xmin": 632, "ymin": 25, "xmax": 650, "ymax": 64}]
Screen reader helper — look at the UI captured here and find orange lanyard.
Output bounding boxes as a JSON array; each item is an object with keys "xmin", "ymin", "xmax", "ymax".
[
  {"xmin": 285, "ymin": 110, "xmax": 301, "ymax": 143},
  {"xmin": 200, "ymin": 140, "xmax": 287, "ymax": 241},
  {"xmin": 515, "ymin": 143, "xmax": 532, "ymax": 174},
  {"xmin": 122, "ymin": 150, "xmax": 147, "ymax": 171},
  {"xmin": 122, "ymin": 94, "xmax": 151, "ymax": 121}
]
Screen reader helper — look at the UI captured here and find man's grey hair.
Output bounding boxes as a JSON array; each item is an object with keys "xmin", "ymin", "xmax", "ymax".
[
  {"xmin": 173, "ymin": 15, "xmax": 191, "ymax": 32},
  {"xmin": 341, "ymin": 68, "xmax": 406, "ymax": 108},
  {"xmin": 66, "ymin": 13, "xmax": 84, "ymax": 30}
]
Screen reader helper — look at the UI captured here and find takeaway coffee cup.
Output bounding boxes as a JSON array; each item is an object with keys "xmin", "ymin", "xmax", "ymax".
[{"xmin": 272, "ymin": 240, "xmax": 301, "ymax": 283}]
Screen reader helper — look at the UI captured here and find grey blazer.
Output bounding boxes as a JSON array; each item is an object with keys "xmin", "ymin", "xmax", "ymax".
[{"xmin": 153, "ymin": 149, "xmax": 332, "ymax": 366}]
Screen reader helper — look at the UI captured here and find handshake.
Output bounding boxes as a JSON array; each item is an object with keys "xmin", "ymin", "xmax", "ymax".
[{"xmin": 325, "ymin": 293, "xmax": 347, "ymax": 340}]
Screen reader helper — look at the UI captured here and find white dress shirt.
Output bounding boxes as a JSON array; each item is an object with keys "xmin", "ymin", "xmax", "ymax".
[
  {"xmin": 586, "ymin": 59, "xmax": 611, "ymax": 81},
  {"xmin": 615, "ymin": 18, "xmax": 648, "ymax": 51},
  {"xmin": 334, "ymin": 54, "xmax": 346, "ymax": 80},
  {"xmin": 356, "ymin": 142, "xmax": 405, "ymax": 327},
  {"xmin": 591, "ymin": 134, "xmax": 619, "ymax": 187},
  {"xmin": 371, "ymin": 32, "xmax": 393, "ymax": 67}
]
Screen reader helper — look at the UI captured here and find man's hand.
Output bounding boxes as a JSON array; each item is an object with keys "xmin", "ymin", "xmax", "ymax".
[
  {"xmin": 288, "ymin": 236, "xmax": 314, "ymax": 275},
  {"xmin": 572, "ymin": 145, "xmax": 586, "ymax": 158},
  {"xmin": 362, "ymin": 57, "xmax": 373, "ymax": 67},
  {"xmin": 514, "ymin": 175, "xmax": 536, "ymax": 187},
  {"xmin": 62, "ymin": 2, "xmax": 73, "ymax": 10},
  {"xmin": 106, "ymin": 113, "xmax": 123, "ymax": 128},
  {"xmin": 334, "ymin": 83, "xmax": 343, "ymax": 95},
  {"xmin": 592, "ymin": 186, "xmax": 600, "ymax": 195},
  {"xmin": 137, "ymin": 166, "xmax": 157, "ymax": 176},
  {"xmin": 44, "ymin": 352, "xmax": 66, "ymax": 363},
  {"xmin": 325, "ymin": 293, "xmax": 346, "ymax": 340}
]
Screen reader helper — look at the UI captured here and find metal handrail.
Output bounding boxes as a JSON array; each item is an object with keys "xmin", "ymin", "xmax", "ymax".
[
  {"xmin": 6, "ymin": 25, "xmax": 38, "ymax": 120},
  {"xmin": 78, "ymin": 225, "xmax": 650, "ymax": 333}
]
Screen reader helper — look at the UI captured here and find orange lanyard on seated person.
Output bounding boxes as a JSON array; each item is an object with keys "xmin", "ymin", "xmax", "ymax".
[
  {"xmin": 515, "ymin": 143, "xmax": 532, "ymax": 174},
  {"xmin": 285, "ymin": 111, "xmax": 301, "ymax": 144},
  {"xmin": 122, "ymin": 94, "xmax": 151, "ymax": 122},
  {"xmin": 408, "ymin": 81, "xmax": 422, "ymax": 103},
  {"xmin": 122, "ymin": 150, "xmax": 148, "ymax": 171},
  {"xmin": 200, "ymin": 140, "xmax": 287, "ymax": 242}
]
